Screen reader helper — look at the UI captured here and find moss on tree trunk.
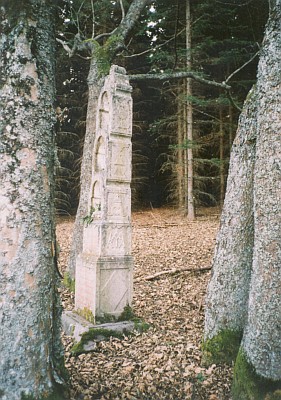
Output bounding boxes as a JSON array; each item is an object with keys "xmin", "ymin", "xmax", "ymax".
[{"xmin": 203, "ymin": 2, "xmax": 281, "ymax": 399}]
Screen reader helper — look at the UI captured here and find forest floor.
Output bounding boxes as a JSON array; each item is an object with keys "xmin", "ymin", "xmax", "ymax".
[{"xmin": 57, "ymin": 207, "xmax": 233, "ymax": 400}]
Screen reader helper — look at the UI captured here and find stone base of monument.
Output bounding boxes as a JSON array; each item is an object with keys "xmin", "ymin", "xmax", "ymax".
[
  {"xmin": 75, "ymin": 254, "xmax": 133, "ymax": 320},
  {"xmin": 62, "ymin": 310, "xmax": 136, "ymax": 354}
]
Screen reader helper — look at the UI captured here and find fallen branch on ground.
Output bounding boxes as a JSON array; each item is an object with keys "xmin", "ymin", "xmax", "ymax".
[{"xmin": 140, "ymin": 266, "xmax": 212, "ymax": 281}]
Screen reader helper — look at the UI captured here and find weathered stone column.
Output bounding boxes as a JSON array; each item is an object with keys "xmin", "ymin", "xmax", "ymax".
[{"xmin": 75, "ymin": 65, "xmax": 133, "ymax": 320}]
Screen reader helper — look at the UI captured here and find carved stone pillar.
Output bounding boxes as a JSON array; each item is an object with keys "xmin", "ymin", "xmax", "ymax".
[{"xmin": 75, "ymin": 65, "xmax": 133, "ymax": 320}]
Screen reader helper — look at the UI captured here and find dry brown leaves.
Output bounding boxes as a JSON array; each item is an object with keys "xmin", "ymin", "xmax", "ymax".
[{"xmin": 56, "ymin": 207, "xmax": 233, "ymax": 400}]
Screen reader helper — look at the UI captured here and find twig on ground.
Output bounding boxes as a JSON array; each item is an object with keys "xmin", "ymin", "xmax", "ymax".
[{"xmin": 138, "ymin": 266, "xmax": 212, "ymax": 281}]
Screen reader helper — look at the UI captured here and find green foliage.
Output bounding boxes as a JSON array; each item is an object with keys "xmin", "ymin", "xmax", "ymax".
[
  {"xmin": 82, "ymin": 205, "xmax": 99, "ymax": 227},
  {"xmin": 196, "ymin": 372, "xmax": 206, "ymax": 383},
  {"xmin": 117, "ymin": 305, "xmax": 150, "ymax": 332},
  {"xmin": 169, "ymin": 139, "xmax": 201, "ymax": 151},
  {"xmin": 54, "ymin": 0, "xmax": 268, "ymax": 210},
  {"xmin": 90, "ymin": 34, "xmax": 123, "ymax": 77},
  {"xmin": 62, "ymin": 272, "xmax": 75, "ymax": 293},
  {"xmin": 117, "ymin": 305, "xmax": 135, "ymax": 321},
  {"xmin": 232, "ymin": 350, "xmax": 281, "ymax": 400},
  {"xmin": 133, "ymin": 319, "xmax": 150, "ymax": 334},
  {"xmin": 201, "ymin": 329, "xmax": 242, "ymax": 365},
  {"xmin": 96, "ymin": 313, "xmax": 117, "ymax": 324}
]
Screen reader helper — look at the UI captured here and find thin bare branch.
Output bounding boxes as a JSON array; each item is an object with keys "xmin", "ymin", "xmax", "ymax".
[
  {"xmin": 124, "ymin": 28, "xmax": 185, "ymax": 58},
  {"xmin": 137, "ymin": 266, "xmax": 212, "ymax": 282},
  {"xmin": 56, "ymin": 38, "xmax": 74, "ymax": 57},
  {"xmin": 227, "ymin": 91, "xmax": 242, "ymax": 112},
  {"xmin": 129, "ymin": 71, "xmax": 231, "ymax": 90},
  {"xmin": 76, "ymin": 0, "xmax": 86, "ymax": 35},
  {"xmin": 225, "ymin": 49, "xmax": 260, "ymax": 83},
  {"xmin": 56, "ymin": 34, "xmax": 91, "ymax": 58},
  {"xmin": 91, "ymin": 0, "xmax": 95, "ymax": 38},
  {"xmin": 93, "ymin": 28, "xmax": 118, "ymax": 42},
  {"xmin": 119, "ymin": 0, "xmax": 125, "ymax": 21}
]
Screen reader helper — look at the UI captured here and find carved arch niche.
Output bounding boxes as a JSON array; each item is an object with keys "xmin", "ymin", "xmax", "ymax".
[
  {"xmin": 94, "ymin": 136, "xmax": 106, "ymax": 172},
  {"xmin": 99, "ymin": 91, "xmax": 109, "ymax": 132},
  {"xmin": 91, "ymin": 181, "xmax": 101, "ymax": 213}
]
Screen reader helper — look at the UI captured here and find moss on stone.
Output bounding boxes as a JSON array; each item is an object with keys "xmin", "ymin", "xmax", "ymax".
[
  {"xmin": 76, "ymin": 307, "xmax": 95, "ymax": 324},
  {"xmin": 201, "ymin": 329, "xmax": 242, "ymax": 365},
  {"xmin": 70, "ymin": 327, "xmax": 123, "ymax": 356},
  {"xmin": 62, "ymin": 272, "xmax": 75, "ymax": 293},
  {"xmin": 133, "ymin": 319, "xmax": 150, "ymax": 333},
  {"xmin": 96, "ymin": 313, "xmax": 116, "ymax": 324},
  {"xmin": 117, "ymin": 304, "xmax": 135, "ymax": 321},
  {"xmin": 232, "ymin": 349, "xmax": 281, "ymax": 400},
  {"xmin": 70, "ymin": 305, "xmax": 150, "ymax": 356},
  {"xmin": 117, "ymin": 305, "xmax": 150, "ymax": 332}
]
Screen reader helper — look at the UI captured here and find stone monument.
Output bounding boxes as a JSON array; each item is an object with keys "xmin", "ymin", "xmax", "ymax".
[{"xmin": 75, "ymin": 65, "xmax": 133, "ymax": 321}]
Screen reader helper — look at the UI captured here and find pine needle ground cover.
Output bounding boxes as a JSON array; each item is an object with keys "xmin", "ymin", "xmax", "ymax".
[{"xmin": 57, "ymin": 208, "xmax": 232, "ymax": 400}]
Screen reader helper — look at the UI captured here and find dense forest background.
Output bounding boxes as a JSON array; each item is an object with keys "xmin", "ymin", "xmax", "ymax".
[{"xmin": 54, "ymin": 0, "xmax": 268, "ymax": 215}]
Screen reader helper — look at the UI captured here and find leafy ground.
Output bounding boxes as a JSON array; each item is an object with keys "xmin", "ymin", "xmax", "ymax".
[{"xmin": 57, "ymin": 207, "xmax": 233, "ymax": 400}]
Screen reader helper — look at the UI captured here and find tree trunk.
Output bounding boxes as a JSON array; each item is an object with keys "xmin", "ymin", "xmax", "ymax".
[
  {"xmin": 177, "ymin": 82, "xmax": 184, "ymax": 210},
  {"xmin": 0, "ymin": 2, "xmax": 66, "ymax": 399},
  {"xmin": 68, "ymin": 56, "xmax": 104, "ymax": 279},
  {"xmin": 68, "ymin": 0, "xmax": 152, "ymax": 278},
  {"xmin": 204, "ymin": 2, "xmax": 281, "ymax": 398},
  {"xmin": 219, "ymin": 107, "xmax": 225, "ymax": 206},
  {"xmin": 186, "ymin": 0, "xmax": 195, "ymax": 220}
]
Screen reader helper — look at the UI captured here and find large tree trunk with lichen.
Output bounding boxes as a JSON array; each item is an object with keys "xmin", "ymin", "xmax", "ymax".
[
  {"xmin": 204, "ymin": 2, "xmax": 281, "ymax": 399},
  {"xmin": 0, "ymin": 2, "xmax": 66, "ymax": 399}
]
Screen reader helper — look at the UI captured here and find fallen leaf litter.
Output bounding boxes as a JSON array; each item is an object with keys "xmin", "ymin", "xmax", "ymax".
[{"xmin": 57, "ymin": 207, "xmax": 233, "ymax": 400}]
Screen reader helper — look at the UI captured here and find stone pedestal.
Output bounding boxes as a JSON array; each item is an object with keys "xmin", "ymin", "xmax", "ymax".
[{"xmin": 75, "ymin": 65, "xmax": 133, "ymax": 320}]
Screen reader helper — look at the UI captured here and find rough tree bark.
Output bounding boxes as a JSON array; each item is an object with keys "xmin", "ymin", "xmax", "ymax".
[
  {"xmin": 203, "ymin": 2, "xmax": 281, "ymax": 399},
  {"xmin": 185, "ymin": 0, "xmax": 195, "ymax": 220},
  {"xmin": 68, "ymin": 0, "xmax": 152, "ymax": 278},
  {"xmin": 0, "ymin": 2, "xmax": 66, "ymax": 399}
]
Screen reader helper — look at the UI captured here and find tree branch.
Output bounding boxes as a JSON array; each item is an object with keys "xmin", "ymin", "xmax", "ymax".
[
  {"xmin": 225, "ymin": 49, "xmax": 260, "ymax": 83},
  {"xmin": 56, "ymin": 33, "xmax": 91, "ymax": 57},
  {"xmin": 128, "ymin": 71, "xmax": 231, "ymax": 90},
  {"xmin": 116, "ymin": 0, "xmax": 153, "ymax": 43},
  {"xmin": 119, "ymin": 0, "xmax": 125, "ymax": 21},
  {"xmin": 124, "ymin": 28, "xmax": 185, "ymax": 58},
  {"xmin": 91, "ymin": 0, "xmax": 95, "ymax": 38},
  {"xmin": 136, "ymin": 266, "xmax": 212, "ymax": 282}
]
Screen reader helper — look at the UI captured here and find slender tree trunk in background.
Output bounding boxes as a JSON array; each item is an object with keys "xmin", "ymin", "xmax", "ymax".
[
  {"xmin": 204, "ymin": 3, "xmax": 281, "ymax": 398},
  {"xmin": 219, "ymin": 107, "xmax": 225, "ymax": 206},
  {"xmin": 0, "ymin": 2, "xmax": 66, "ymax": 399},
  {"xmin": 183, "ymin": 92, "xmax": 188, "ymax": 212},
  {"xmin": 177, "ymin": 82, "xmax": 184, "ymax": 210},
  {"xmin": 186, "ymin": 0, "xmax": 195, "ymax": 220}
]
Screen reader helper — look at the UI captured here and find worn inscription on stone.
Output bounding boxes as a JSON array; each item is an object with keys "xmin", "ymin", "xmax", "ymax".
[
  {"xmin": 112, "ymin": 97, "xmax": 132, "ymax": 135},
  {"xmin": 108, "ymin": 141, "xmax": 131, "ymax": 181},
  {"xmin": 106, "ymin": 190, "xmax": 130, "ymax": 222}
]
